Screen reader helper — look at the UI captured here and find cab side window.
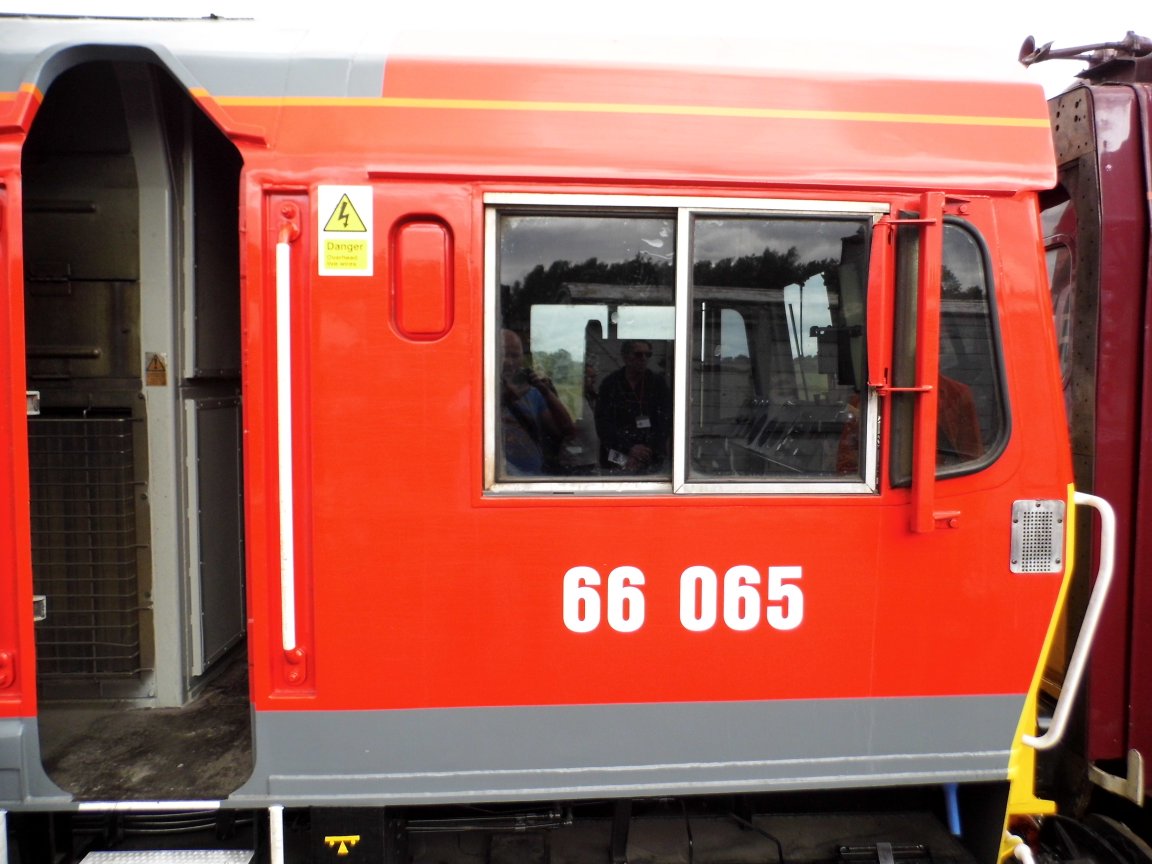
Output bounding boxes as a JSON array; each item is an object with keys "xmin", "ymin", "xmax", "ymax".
[
  {"xmin": 688, "ymin": 216, "xmax": 869, "ymax": 480},
  {"xmin": 890, "ymin": 221, "xmax": 1007, "ymax": 485},
  {"xmin": 489, "ymin": 201, "xmax": 881, "ymax": 492},
  {"xmin": 495, "ymin": 212, "xmax": 675, "ymax": 481}
]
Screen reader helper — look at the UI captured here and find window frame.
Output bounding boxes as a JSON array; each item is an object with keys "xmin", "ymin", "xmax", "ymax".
[
  {"xmin": 888, "ymin": 216, "xmax": 1012, "ymax": 487},
  {"xmin": 484, "ymin": 193, "xmax": 888, "ymax": 496}
]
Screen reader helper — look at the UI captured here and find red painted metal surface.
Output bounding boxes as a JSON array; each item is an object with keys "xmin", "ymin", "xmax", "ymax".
[
  {"xmin": 231, "ymin": 178, "xmax": 1071, "ymax": 714},
  {"xmin": 187, "ymin": 57, "xmax": 1057, "ymax": 193},
  {"xmin": 0, "ymin": 47, "xmax": 1069, "ymax": 729},
  {"xmin": 0, "ymin": 168, "xmax": 35, "ymax": 712},
  {"xmin": 393, "ymin": 219, "xmax": 453, "ymax": 339}
]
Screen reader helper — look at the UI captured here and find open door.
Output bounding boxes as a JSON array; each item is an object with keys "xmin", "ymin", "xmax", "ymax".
[{"xmin": 22, "ymin": 58, "xmax": 251, "ymax": 799}]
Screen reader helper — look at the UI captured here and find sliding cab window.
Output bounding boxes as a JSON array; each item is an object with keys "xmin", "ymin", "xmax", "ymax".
[
  {"xmin": 494, "ymin": 212, "xmax": 676, "ymax": 481},
  {"xmin": 488, "ymin": 200, "xmax": 882, "ymax": 493},
  {"xmin": 890, "ymin": 221, "xmax": 1008, "ymax": 485},
  {"xmin": 688, "ymin": 215, "xmax": 870, "ymax": 485}
]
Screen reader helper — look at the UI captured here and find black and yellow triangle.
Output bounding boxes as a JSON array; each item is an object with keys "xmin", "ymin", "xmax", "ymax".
[{"xmin": 323, "ymin": 194, "xmax": 367, "ymax": 232}]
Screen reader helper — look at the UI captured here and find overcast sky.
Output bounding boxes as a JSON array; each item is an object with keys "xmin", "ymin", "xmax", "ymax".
[{"xmin": 0, "ymin": 0, "xmax": 1143, "ymax": 97}]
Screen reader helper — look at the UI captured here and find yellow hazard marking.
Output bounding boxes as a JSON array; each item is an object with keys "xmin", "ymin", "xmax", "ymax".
[
  {"xmin": 324, "ymin": 194, "xmax": 368, "ymax": 232},
  {"xmin": 318, "ymin": 186, "xmax": 373, "ymax": 276},
  {"xmin": 323, "ymin": 237, "xmax": 370, "ymax": 271},
  {"xmin": 324, "ymin": 834, "xmax": 361, "ymax": 856}
]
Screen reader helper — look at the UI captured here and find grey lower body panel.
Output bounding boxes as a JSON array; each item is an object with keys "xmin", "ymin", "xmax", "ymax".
[
  {"xmin": 1, "ymin": 695, "xmax": 1024, "ymax": 809},
  {"xmin": 0, "ymin": 718, "xmax": 70, "ymax": 807},
  {"xmin": 230, "ymin": 695, "xmax": 1024, "ymax": 806}
]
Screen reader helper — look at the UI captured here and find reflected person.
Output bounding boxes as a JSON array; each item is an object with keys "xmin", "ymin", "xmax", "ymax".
[
  {"xmin": 594, "ymin": 339, "xmax": 671, "ymax": 474},
  {"xmin": 500, "ymin": 329, "xmax": 574, "ymax": 475}
]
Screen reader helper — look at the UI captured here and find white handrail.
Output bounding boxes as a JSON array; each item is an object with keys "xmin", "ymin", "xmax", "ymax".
[
  {"xmin": 1023, "ymin": 491, "xmax": 1116, "ymax": 749},
  {"xmin": 276, "ymin": 238, "xmax": 297, "ymax": 653},
  {"xmin": 1005, "ymin": 832, "xmax": 1037, "ymax": 864}
]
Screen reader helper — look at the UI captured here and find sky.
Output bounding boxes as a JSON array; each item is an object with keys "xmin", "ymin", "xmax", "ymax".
[{"xmin": 0, "ymin": 0, "xmax": 1144, "ymax": 97}]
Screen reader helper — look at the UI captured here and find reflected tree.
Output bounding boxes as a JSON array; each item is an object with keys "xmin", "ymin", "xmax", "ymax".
[
  {"xmin": 501, "ymin": 254, "xmax": 674, "ymax": 334},
  {"xmin": 693, "ymin": 246, "xmax": 835, "ymax": 292}
]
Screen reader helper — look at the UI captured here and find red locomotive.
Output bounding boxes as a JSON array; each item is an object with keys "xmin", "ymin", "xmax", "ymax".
[{"xmin": 0, "ymin": 13, "xmax": 1144, "ymax": 864}]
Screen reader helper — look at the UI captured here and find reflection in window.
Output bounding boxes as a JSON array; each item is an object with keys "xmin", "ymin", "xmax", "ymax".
[
  {"xmin": 1046, "ymin": 245, "xmax": 1074, "ymax": 403},
  {"xmin": 491, "ymin": 205, "xmax": 886, "ymax": 490},
  {"xmin": 497, "ymin": 214, "xmax": 675, "ymax": 480},
  {"xmin": 689, "ymin": 217, "xmax": 869, "ymax": 479},
  {"xmin": 891, "ymin": 223, "xmax": 1006, "ymax": 485},
  {"xmin": 1041, "ymin": 183, "xmax": 1076, "ymax": 424}
]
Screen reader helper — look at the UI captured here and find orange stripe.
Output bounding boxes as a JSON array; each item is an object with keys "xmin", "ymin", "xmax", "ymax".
[
  {"xmin": 209, "ymin": 93, "xmax": 1050, "ymax": 129},
  {"xmin": 0, "ymin": 83, "xmax": 43, "ymax": 100}
]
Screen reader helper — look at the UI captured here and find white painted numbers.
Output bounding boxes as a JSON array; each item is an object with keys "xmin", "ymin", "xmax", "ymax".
[
  {"xmin": 563, "ymin": 565, "xmax": 803, "ymax": 633},
  {"xmin": 563, "ymin": 566, "xmax": 646, "ymax": 633}
]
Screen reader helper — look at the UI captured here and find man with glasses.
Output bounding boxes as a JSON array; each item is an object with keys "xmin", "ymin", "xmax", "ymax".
[{"xmin": 594, "ymin": 339, "xmax": 672, "ymax": 475}]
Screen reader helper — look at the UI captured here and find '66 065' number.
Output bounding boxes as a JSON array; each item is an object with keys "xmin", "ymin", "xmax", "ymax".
[{"xmin": 562, "ymin": 565, "xmax": 803, "ymax": 634}]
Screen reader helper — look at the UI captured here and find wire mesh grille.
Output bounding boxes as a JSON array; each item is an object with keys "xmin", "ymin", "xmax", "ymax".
[
  {"xmin": 28, "ymin": 415, "xmax": 143, "ymax": 678},
  {"xmin": 1010, "ymin": 499, "xmax": 1065, "ymax": 574}
]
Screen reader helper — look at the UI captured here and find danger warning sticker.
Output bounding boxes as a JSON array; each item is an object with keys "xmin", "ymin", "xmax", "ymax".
[
  {"xmin": 318, "ymin": 186, "xmax": 373, "ymax": 276},
  {"xmin": 323, "ymin": 194, "xmax": 368, "ymax": 232},
  {"xmin": 145, "ymin": 352, "xmax": 168, "ymax": 386}
]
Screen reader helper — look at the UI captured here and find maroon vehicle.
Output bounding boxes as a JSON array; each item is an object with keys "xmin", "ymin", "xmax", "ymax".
[{"xmin": 1026, "ymin": 29, "xmax": 1152, "ymax": 853}]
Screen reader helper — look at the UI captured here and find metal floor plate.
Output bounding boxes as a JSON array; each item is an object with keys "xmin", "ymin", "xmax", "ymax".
[{"xmin": 81, "ymin": 853, "xmax": 253, "ymax": 864}]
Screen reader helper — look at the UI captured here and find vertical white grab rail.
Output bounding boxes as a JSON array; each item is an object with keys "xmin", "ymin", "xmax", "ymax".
[
  {"xmin": 1024, "ymin": 491, "xmax": 1116, "ymax": 750},
  {"xmin": 276, "ymin": 229, "xmax": 297, "ymax": 654}
]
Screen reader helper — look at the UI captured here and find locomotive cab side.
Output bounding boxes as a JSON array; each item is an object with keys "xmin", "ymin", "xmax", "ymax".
[{"xmin": 0, "ymin": 16, "xmax": 1104, "ymax": 864}]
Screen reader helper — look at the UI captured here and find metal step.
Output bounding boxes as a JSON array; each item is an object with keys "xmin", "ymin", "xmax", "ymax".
[{"xmin": 80, "ymin": 853, "xmax": 253, "ymax": 864}]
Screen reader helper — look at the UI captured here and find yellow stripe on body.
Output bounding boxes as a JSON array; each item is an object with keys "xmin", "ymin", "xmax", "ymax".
[
  {"xmin": 207, "ymin": 91, "xmax": 1050, "ymax": 129},
  {"xmin": 0, "ymin": 83, "xmax": 43, "ymax": 101}
]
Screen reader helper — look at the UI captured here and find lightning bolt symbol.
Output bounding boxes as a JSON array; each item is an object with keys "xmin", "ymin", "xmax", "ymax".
[{"xmin": 337, "ymin": 200, "xmax": 351, "ymax": 229}]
